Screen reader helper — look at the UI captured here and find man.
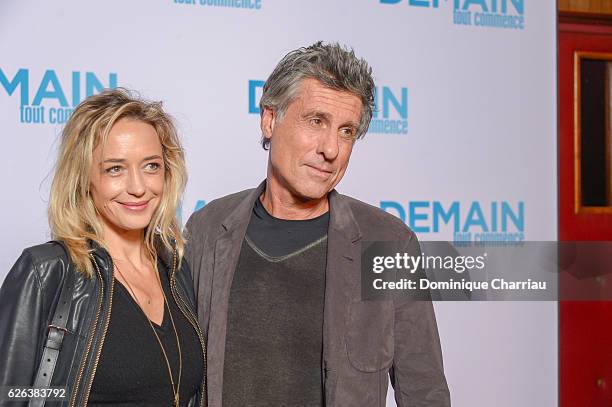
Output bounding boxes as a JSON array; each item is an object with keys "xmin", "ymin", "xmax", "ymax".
[{"xmin": 185, "ymin": 42, "xmax": 450, "ymax": 407}]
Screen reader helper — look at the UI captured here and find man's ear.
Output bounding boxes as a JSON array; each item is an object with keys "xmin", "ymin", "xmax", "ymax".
[{"xmin": 260, "ymin": 107, "xmax": 275, "ymax": 141}]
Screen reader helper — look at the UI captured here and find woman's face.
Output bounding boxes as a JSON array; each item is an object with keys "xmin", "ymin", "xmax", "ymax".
[{"xmin": 89, "ymin": 118, "xmax": 165, "ymax": 235}]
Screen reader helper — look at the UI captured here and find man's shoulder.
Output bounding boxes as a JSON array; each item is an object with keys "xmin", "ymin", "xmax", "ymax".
[
  {"xmin": 337, "ymin": 193, "xmax": 416, "ymax": 241},
  {"xmin": 186, "ymin": 188, "xmax": 255, "ymax": 232}
]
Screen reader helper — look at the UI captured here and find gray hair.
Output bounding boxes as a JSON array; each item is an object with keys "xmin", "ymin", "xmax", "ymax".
[{"xmin": 259, "ymin": 41, "xmax": 375, "ymax": 150}]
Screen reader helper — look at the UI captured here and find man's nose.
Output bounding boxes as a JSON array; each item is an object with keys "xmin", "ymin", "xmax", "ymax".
[{"xmin": 317, "ymin": 128, "xmax": 339, "ymax": 160}]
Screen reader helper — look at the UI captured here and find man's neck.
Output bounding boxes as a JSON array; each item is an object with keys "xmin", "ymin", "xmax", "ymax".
[{"xmin": 260, "ymin": 179, "xmax": 330, "ymax": 221}]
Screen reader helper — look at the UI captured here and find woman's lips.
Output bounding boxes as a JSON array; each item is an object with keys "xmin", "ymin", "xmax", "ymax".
[{"xmin": 118, "ymin": 201, "xmax": 149, "ymax": 211}]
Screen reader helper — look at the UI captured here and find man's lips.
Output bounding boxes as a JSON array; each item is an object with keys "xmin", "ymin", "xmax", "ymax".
[
  {"xmin": 306, "ymin": 164, "xmax": 334, "ymax": 176},
  {"xmin": 118, "ymin": 200, "xmax": 150, "ymax": 211}
]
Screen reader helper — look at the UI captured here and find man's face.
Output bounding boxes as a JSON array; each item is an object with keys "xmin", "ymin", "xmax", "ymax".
[{"xmin": 261, "ymin": 78, "xmax": 362, "ymax": 202}]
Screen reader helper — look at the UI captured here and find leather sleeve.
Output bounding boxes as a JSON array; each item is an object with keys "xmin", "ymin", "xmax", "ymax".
[
  {"xmin": 176, "ymin": 260, "xmax": 198, "ymax": 314},
  {"xmin": 390, "ymin": 233, "xmax": 451, "ymax": 407},
  {"xmin": 0, "ymin": 250, "xmax": 47, "ymax": 389},
  {"xmin": 184, "ymin": 214, "xmax": 202, "ymax": 302}
]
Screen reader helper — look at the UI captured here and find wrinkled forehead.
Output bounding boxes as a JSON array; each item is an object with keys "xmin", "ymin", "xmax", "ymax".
[{"xmin": 292, "ymin": 78, "xmax": 363, "ymax": 118}]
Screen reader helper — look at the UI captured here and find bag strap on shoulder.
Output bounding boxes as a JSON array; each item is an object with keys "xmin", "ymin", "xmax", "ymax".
[{"xmin": 29, "ymin": 242, "xmax": 77, "ymax": 407}]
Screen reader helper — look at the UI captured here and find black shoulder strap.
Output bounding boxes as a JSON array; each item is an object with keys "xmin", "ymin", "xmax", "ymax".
[{"xmin": 29, "ymin": 245, "xmax": 77, "ymax": 407}]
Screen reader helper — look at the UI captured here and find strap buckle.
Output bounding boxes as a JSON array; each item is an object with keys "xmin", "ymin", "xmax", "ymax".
[{"xmin": 48, "ymin": 324, "xmax": 68, "ymax": 333}]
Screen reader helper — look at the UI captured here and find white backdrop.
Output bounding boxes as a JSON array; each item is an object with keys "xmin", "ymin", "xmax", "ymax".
[{"xmin": 0, "ymin": 0, "xmax": 557, "ymax": 405}]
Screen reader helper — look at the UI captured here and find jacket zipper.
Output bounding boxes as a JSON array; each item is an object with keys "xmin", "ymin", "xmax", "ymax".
[
  {"xmin": 69, "ymin": 251, "xmax": 202, "ymax": 406},
  {"xmin": 81, "ymin": 257, "xmax": 115, "ymax": 405},
  {"xmin": 68, "ymin": 255, "xmax": 106, "ymax": 407},
  {"xmin": 169, "ymin": 249, "xmax": 208, "ymax": 407}
]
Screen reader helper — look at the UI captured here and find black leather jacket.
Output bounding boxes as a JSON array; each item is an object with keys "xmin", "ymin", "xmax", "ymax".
[{"xmin": 0, "ymin": 241, "xmax": 206, "ymax": 407}]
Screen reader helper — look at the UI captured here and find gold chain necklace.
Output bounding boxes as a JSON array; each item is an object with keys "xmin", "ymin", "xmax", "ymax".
[{"xmin": 114, "ymin": 261, "xmax": 183, "ymax": 407}]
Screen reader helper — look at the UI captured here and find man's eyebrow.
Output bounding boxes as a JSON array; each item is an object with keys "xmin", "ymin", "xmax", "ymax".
[
  {"xmin": 301, "ymin": 110, "xmax": 359, "ymax": 130},
  {"xmin": 340, "ymin": 120, "xmax": 359, "ymax": 130},
  {"xmin": 302, "ymin": 110, "xmax": 331, "ymax": 120}
]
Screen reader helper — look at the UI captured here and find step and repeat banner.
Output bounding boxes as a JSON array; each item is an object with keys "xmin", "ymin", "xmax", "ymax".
[{"xmin": 0, "ymin": 1, "xmax": 557, "ymax": 405}]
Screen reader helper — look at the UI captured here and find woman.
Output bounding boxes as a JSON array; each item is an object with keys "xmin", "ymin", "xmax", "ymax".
[{"xmin": 0, "ymin": 88, "xmax": 205, "ymax": 406}]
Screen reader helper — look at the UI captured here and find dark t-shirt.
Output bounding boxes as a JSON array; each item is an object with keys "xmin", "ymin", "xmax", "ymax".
[
  {"xmin": 88, "ymin": 260, "xmax": 204, "ymax": 406},
  {"xmin": 222, "ymin": 198, "xmax": 329, "ymax": 406},
  {"xmin": 247, "ymin": 197, "xmax": 330, "ymax": 257}
]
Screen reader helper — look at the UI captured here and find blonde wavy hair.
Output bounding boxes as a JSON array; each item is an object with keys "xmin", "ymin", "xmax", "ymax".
[{"xmin": 49, "ymin": 88, "xmax": 187, "ymax": 277}]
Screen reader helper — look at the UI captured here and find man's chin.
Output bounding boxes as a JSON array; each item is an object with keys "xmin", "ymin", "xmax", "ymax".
[{"xmin": 292, "ymin": 186, "xmax": 333, "ymax": 203}]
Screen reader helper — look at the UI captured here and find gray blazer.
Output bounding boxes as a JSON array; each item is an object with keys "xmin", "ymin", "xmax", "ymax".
[{"xmin": 185, "ymin": 182, "xmax": 450, "ymax": 407}]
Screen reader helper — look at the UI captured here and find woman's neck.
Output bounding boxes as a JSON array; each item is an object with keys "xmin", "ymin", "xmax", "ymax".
[{"xmin": 102, "ymin": 225, "xmax": 150, "ymax": 271}]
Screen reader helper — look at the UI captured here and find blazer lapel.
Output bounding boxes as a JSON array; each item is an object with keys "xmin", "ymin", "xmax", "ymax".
[
  {"xmin": 323, "ymin": 191, "xmax": 362, "ymax": 400},
  {"xmin": 207, "ymin": 181, "xmax": 266, "ymax": 407}
]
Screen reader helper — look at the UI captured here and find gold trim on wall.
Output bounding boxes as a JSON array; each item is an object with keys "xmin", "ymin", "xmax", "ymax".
[
  {"xmin": 574, "ymin": 51, "xmax": 612, "ymax": 214},
  {"xmin": 559, "ymin": 0, "xmax": 612, "ymax": 15}
]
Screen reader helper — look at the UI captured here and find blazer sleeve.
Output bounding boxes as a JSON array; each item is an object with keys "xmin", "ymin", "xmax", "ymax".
[
  {"xmin": 390, "ymin": 233, "xmax": 451, "ymax": 407},
  {"xmin": 0, "ymin": 250, "xmax": 46, "ymax": 391}
]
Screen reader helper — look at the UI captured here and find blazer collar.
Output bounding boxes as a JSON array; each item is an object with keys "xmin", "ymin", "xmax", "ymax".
[
  {"xmin": 220, "ymin": 180, "xmax": 266, "ymax": 232},
  {"xmin": 328, "ymin": 190, "xmax": 362, "ymax": 243},
  {"xmin": 220, "ymin": 179, "xmax": 362, "ymax": 243}
]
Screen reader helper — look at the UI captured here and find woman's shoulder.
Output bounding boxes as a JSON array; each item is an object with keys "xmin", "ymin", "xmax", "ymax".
[
  {"xmin": 10, "ymin": 241, "xmax": 74, "ymax": 288},
  {"xmin": 21, "ymin": 241, "xmax": 70, "ymax": 265}
]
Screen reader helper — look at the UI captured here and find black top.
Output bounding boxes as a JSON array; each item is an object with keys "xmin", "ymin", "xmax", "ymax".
[
  {"xmin": 88, "ymin": 259, "xmax": 204, "ymax": 406},
  {"xmin": 247, "ymin": 197, "xmax": 330, "ymax": 257},
  {"xmin": 222, "ymin": 197, "xmax": 329, "ymax": 407}
]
